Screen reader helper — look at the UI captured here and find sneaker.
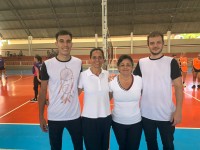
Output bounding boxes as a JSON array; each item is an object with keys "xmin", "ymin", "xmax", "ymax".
[
  {"xmin": 198, "ymin": 85, "xmax": 200, "ymax": 89},
  {"xmin": 30, "ymin": 98, "xmax": 37, "ymax": 103},
  {"xmin": 183, "ymin": 83, "xmax": 186, "ymax": 87},
  {"xmin": 192, "ymin": 85, "xmax": 196, "ymax": 88}
]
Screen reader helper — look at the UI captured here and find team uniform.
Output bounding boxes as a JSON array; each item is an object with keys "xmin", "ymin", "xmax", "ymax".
[
  {"xmin": 0, "ymin": 57, "xmax": 7, "ymax": 79},
  {"xmin": 179, "ymin": 56, "xmax": 188, "ymax": 73},
  {"xmin": 30, "ymin": 62, "xmax": 42, "ymax": 102},
  {"xmin": 134, "ymin": 55, "xmax": 181, "ymax": 150},
  {"xmin": 41, "ymin": 56, "xmax": 83, "ymax": 150},
  {"xmin": 109, "ymin": 74, "xmax": 142, "ymax": 150},
  {"xmin": 179, "ymin": 56, "xmax": 188, "ymax": 87},
  {"xmin": 192, "ymin": 57, "xmax": 200, "ymax": 72},
  {"xmin": 78, "ymin": 68, "xmax": 111, "ymax": 150},
  {"xmin": 0, "ymin": 58, "xmax": 5, "ymax": 70},
  {"xmin": 192, "ymin": 57, "xmax": 200, "ymax": 88}
]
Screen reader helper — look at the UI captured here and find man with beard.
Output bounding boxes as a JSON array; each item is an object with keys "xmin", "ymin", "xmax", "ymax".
[{"xmin": 133, "ymin": 31, "xmax": 183, "ymax": 150}]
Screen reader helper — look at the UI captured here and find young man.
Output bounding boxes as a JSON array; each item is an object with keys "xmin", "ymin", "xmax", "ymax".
[
  {"xmin": 191, "ymin": 53, "xmax": 200, "ymax": 89},
  {"xmin": 38, "ymin": 30, "xmax": 83, "ymax": 150},
  {"xmin": 134, "ymin": 31, "xmax": 183, "ymax": 150}
]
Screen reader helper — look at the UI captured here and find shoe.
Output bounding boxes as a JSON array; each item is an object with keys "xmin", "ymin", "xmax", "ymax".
[
  {"xmin": 198, "ymin": 85, "xmax": 200, "ymax": 89},
  {"xmin": 192, "ymin": 85, "xmax": 196, "ymax": 88},
  {"xmin": 183, "ymin": 83, "xmax": 186, "ymax": 87},
  {"xmin": 30, "ymin": 98, "xmax": 37, "ymax": 103}
]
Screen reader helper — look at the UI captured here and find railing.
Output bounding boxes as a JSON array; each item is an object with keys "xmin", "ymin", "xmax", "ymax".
[{"xmin": 4, "ymin": 52, "xmax": 199, "ymax": 69}]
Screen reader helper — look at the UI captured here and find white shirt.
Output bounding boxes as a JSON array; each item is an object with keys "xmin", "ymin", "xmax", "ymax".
[
  {"xmin": 42, "ymin": 56, "xmax": 82, "ymax": 121},
  {"xmin": 78, "ymin": 68, "xmax": 111, "ymax": 118},
  {"xmin": 109, "ymin": 75, "xmax": 142, "ymax": 125},
  {"xmin": 137, "ymin": 56, "xmax": 178, "ymax": 121}
]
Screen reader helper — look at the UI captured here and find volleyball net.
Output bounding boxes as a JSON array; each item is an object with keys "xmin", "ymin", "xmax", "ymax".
[{"xmin": 106, "ymin": 29, "xmax": 114, "ymax": 69}]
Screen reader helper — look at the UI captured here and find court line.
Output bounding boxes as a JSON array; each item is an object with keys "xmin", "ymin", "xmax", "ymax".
[
  {"xmin": 0, "ymin": 100, "xmax": 30, "ymax": 119},
  {"xmin": 0, "ymin": 123, "xmax": 39, "ymax": 125},
  {"xmin": 0, "ymin": 122, "xmax": 199, "ymax": 130},
  {"xmin": 11, "ymin": 75, "xmax": 23, "ymax": 83},
  {"xmin": 0, "ymin": 149, "xmax": 24, "ymax": 150},
  {"xmin": 184, "ymin": 91, "xmax": 200, "ymax": 102},
  {"xmin": 21, "ymin": 75, "xmax": 32, "ymax": 79},
  {"xmin": 177, "ymin": 127, "xmax": 200, "ymax": 129},
  {"xmin": 8, "ymin": 75, "xmax": 32, "ymax": 84}
]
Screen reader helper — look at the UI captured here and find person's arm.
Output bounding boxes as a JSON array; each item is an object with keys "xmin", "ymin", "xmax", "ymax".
[
  {"xmin": 35, "ymin": 67, "xmax": 41, "ymax": 82},
  {"xmin": 78, "ymin": 88, "xmax": 83, "ymax": 96},
  {"xmin": 133, "ymin": 61, "xmax": 142, "ymax": 77},
  {"xmin": 109, "ymin": 92, "xmax": 113, "ymax": 100},
  {"xmin": 171, "ymin": 58, "xmax": 183, "ymax": 126},
  {"xmin": 108, "ymin": 77, "xmax": 113, "ymax": 100},
  {"xmin": 2, "ymin": 59, "xmax": 6, "ymax": 68},
  {"xmin": 38, "ymin": 80, "xmax": 48, "ymax": 132},
  {"xmin": 78, "ymin": 71, "xmax": 84, "ymax": 96},
  {"xmin": 38, "ymin": 62, "xmax": 49, "ymax": 132},
  {"xmin": 171, "ymin": 77, "xmax": 183, "ymax": 126}
]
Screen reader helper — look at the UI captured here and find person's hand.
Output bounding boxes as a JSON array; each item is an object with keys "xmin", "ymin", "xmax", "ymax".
[
  {"xmin": 39, "ymin": 117, "xmax": 48, "ymax": 132},
  {"xmin": 109, "ymin": 74, "xmax": 116, "ymax": 82},
  {"xmin": 171, "ymin": 110, "xmax": 182, "ymax": 126}
]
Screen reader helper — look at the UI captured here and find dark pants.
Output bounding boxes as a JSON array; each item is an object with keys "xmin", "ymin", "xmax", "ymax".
[
  {"xmin": 112, "ymin": 121, "xmax": 142, "ymax": 150},
  {"xmin": 82, "ymin": 115, "xmax": 112, "ymax": 150},
  {"xmin": 142, "ymin": 117, "xmax": 175, "ymax": 150},
  {"xmin": 33, "ymin": 76, "xmax": 40, "ymax": 98},
  {"xmin": 48, "ymin": 117, "xmax": 83, "ymax": 150},
  {"xmin": 0, "ymin": 66, "xmax": 5, "ymax": 70}
]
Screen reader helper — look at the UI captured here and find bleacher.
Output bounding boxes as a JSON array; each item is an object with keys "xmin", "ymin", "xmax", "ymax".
[{"xmin": 3, "ymin": 52, "xmax": 199, "ymax": 70}]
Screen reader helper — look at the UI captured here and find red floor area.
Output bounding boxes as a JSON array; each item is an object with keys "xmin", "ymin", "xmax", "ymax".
[{"xmin": 0, "ymin": 74, "xmax": 200, "ymax": 128}]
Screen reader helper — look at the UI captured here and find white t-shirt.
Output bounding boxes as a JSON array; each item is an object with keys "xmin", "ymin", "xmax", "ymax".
[
  {"xmin": 109, "ymin": 75, "xmax": 142, "ymax": 125},
  {"xmin": 78, "ymin": 68, "xmax": 111, "ymax": 118},
  {"xmin": 41, "ymin": 56, "xmax": 82, "ymax": 121},
  {"xmin": 134, "ymin": 56, "xmax": 181, "ymax": 121}
]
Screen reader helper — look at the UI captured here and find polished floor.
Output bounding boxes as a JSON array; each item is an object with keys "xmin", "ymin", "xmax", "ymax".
[{"xmin": 0, "ymin": 70, "xmax": 200, "ymax": 149}]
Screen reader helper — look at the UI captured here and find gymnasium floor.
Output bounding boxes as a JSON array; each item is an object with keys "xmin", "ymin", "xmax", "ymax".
[{"xmin": 0, "ymin": 70, "xmax": 200, "ymax": 150}]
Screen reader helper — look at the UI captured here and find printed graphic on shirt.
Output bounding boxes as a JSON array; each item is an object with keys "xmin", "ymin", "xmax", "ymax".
[{"xmin": 59, "ymin": 66, "xmax": 74, "ymax": 104}]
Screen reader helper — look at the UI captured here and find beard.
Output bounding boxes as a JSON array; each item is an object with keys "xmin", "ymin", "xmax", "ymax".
[{"xmin": 150, "ymin": 48, "xmax": 163, "ymax": 56}]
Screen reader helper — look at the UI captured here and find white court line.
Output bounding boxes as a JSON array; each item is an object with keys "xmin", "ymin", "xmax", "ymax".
[
  {"xmin": 184, "ymin": 91, "xmax": 200, "ymax": 102},
  {"xmin": 9, "ymin": 75, "xmax": 32, "ymax": 84},
  {"xmin": 0, "ymin": 100, "xmax": 30, "ymax": 119},
  {"xmin": 0, "ymin": 75, "xmax": 33, "ymax": 120},
  {"xmin": 0, "ymin": 123, "xmax": 39, "ymax": 125},
  {"xmin": 20, "ymin": 75, "xmax": 32, "ymax": 79},
  {"xmin": 0, "ymin": 149, "xmax": 24, "ymax": 150},
  {"xmin": 9, "ymin": 75, "xmax": 22, "ymax": 84},
  {"xmin": 176, "ymin": 127, "xmax": 200, "ymax": 129}
]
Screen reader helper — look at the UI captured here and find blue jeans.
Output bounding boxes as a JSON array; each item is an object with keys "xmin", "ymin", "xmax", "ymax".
[
  {"xmin": 142, "ymin": 117, "xmax": 175, "ymax": 150},
  {"xmin": 48, "ymin": 117, "xmax": 83, "ymax": 150}
]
